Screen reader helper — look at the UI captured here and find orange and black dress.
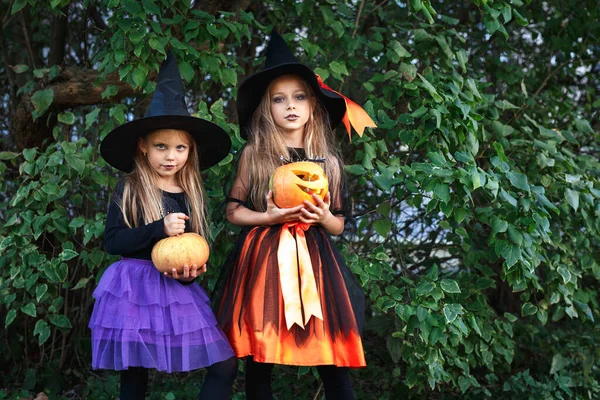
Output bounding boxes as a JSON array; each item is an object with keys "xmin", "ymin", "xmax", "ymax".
[{"xmin": 214, "ymin": 149, "xmax": 366, "ymax": 368}]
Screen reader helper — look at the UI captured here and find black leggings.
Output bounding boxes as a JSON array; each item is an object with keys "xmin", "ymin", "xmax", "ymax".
[
  {"xmin": 119, "ymin": 357, "xmax": 237, "ymax": 400},
  {"xmin": 245, "ymin": 357, "xmax": 355, "ymax": 400}
]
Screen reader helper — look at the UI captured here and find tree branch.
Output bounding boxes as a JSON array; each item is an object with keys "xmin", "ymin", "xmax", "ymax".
[
  {"xmin": 48, "ymin": 9, "xmax": 68, "ymax": 67},
  {"xmin": 49, "ymin": 68, "xmax": 143, "ymax": 108}
]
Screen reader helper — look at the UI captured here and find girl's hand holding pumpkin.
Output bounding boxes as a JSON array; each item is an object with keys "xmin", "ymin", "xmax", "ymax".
[
  {"xmin": 265, "ymin": 190, "xmax": 304, "ymax": 225},
  {"xmin": 300, "ymin": 192, "xmax": 332, "ymax": 225},
  {"xmin": 300, "ymin": 193, "xmax": 345, "ymax": 235},
  {"xmin": 164, "ymin": 212, "xmax": 189, "ymax": 236},
  {"xmin": 163, "ymin": 264, "xmax": 207, "ymax": 281}
]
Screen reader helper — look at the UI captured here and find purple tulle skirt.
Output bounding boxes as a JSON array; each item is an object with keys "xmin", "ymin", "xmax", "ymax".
[{"xmin": 89, "ymin": 258, "xmax": 234, "ymax": 372}]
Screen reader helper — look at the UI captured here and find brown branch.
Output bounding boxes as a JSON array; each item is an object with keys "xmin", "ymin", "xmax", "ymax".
[
  {"xmin": 49, "ymin": 67, "xmax": 145, "ymax": 108},
  {"xmin": 48, "ymin": 9, "xmax": 68, "ymax": 67},
  {"xmin": 192, "ymin": 0, "xmax": 251, "ymax": 14},
  {"xmin": 364, "ymin": 0, "xmax": 390, "ymax": 18},
  {"xmin": 352, "ymin": 0, "xmax": 366, "ymax": 39},
  {"xmin": 20, "ymin": 9, "xmax": 40, "ymax": 68},
  {"xmin": 0, "ymin": 22, "xmax": 16, "ymax": 98},
  {"xmin": 87, "ymin": 5, "xmax": 108, "ymax": 31}
]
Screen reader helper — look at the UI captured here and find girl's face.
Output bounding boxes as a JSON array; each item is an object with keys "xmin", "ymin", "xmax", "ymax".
[
  {"xmin": 138, "ymin": 129, "xmax": 191, "ymax": 183},
  {"xmin": 269, "ymin": 75, "xmax": 315, "ymax": 138}
]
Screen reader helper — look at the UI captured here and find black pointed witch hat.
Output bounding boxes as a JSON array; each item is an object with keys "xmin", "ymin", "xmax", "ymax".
[
  {"xmin": 100, "ymin": 51, "xmax": 231, "ymax": 172},
  {"xmin": 236, "ymin": 30, "xmax": 346, "ymax": 139}
]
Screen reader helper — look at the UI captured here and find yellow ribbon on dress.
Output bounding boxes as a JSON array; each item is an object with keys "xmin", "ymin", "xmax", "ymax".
[
  {"xmin": 316, "ymin": 75, "xmax": 378, "ymax": 140},
  {"xmin": 278, "ymin": 222, "xmax": 324, "ymax": 330}
]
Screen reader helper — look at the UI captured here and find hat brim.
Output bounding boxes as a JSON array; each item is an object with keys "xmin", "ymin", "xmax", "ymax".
[
  {"xmin": 100, "ymin": 115, "xmax": 231, "ymax": 172},
  {"xmin": 236, "ymin": 63, "xmax": 346, "ymax": 139}
]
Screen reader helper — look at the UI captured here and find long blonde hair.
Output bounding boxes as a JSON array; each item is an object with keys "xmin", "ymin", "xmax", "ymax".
[
  {"xmin": 118, "ymin": 130, "xmax": 208, "ymax": 237},
  {"xmin": 241, "ymin": 75, "xmax": 343, "ymax": 212}
]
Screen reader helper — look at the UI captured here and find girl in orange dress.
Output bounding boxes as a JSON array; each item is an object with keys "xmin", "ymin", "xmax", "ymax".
[{"xmin": 215, "ymin": 31, "xmax": 376, "ymax": 399}]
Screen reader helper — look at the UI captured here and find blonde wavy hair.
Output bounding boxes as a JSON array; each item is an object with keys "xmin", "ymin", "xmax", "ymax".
[
  {"xmin": 240, "ymin": 74, "xmax": 343, "ymax": 213},
  {"xmin": 118, "ymin": 130, "xmax": 208, "ymax": 237}
]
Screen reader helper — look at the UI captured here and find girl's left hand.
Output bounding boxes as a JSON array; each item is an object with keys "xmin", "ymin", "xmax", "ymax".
[
  {"xmin": 300, "ymin": 192, "xmax": 332, "ymax": 225},
  {"xmin": 163, "ymin": 264, "xmax": 207, "ymax": 281}
]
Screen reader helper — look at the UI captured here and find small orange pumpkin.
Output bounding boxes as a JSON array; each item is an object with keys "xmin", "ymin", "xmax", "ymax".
[
  {"xmin": 151, "ymin": 232, "xmax": 210, "ymax": 274},
  {"xmin": 269, "ymin": 161, "xmax": 329, "ymax": 208}
]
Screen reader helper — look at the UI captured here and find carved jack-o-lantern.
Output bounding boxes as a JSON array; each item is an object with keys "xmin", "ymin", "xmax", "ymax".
[
  {"xmin": 269, "ymin": 161, "xmax": 329, "ymax": 208},
  {"xmin": 151, "ymin": 232, "xmax": 210, "ymax": 274}
]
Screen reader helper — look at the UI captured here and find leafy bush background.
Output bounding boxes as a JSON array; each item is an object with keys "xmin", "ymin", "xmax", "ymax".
[{"xmin": 0, "ymin": 0, "xmax": 599, "ymax": 399}]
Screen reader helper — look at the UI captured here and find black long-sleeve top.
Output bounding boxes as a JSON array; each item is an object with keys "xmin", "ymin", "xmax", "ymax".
[{"xmin": 104, "ymin": 181, "xmax": 191, "ymax": 260}]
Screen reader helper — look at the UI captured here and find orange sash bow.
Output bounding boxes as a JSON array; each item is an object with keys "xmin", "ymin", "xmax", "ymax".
[
  {"xmin": 278, "ymin": 222, "xmax": 324, "ymax": 330},
  {"xmin": 316, "ymin": 75, "xmax": 378, "ymax": 140}
]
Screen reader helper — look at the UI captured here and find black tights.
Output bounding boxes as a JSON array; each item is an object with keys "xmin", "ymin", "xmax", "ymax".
[
  {"xmin": 119, "ymin": 357, "xmax": 237, "ymax": 400},
  {"xmin": 245, "ymin": 357, "xmax": 355, "ymax": 400}
]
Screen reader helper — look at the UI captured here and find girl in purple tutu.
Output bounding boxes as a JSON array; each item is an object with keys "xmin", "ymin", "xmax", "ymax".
[{"xmin": 88, "ymin": 52, "xmax": 236, "ymax": 400}]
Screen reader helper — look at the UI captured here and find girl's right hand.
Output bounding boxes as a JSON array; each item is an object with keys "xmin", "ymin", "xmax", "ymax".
[
  {"xmin": 164, "ymin": 212, "xmax": 189, "ymax": 236},
  {"xmin": 265, "ymin": 190, "xmax": 304, "ymax": 224}
]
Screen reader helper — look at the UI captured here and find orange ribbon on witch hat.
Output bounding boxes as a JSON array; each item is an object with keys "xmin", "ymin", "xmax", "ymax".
[
  {"xmin": 278, "ymin": 222, "xmax": 324, "ymax": 330},
  {"xmin": 316, "ymin": 74, "xmax": 378, "ymax": 140}
]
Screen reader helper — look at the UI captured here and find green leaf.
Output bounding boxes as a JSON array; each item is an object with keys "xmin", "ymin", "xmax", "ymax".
[
  {"xmin": 59, "ymin": 249, "xmax": 78, "ymax": 261},
  {"xmin": 72, "ymin": 277, "xmax": 90, "ymax": 290},
  {"xmin": 49, "ymin": 314, "xmax": 72, "ymax": 329},
  {"xmin": 11, "ymin": 0, "xmax": 28, "ymax": 14},
  {"xmin": 57, "ymin": 111, "xmax": 75, "ymax": 125},
  {"xmin": 417, "ymin": 73, "xmax": 443, "ymax": 103},
  {"xmin": 11, "ymin": 64, "xmax": 29, "ymax": 73},
  {"xmin": 471, "ymin": 167, "xmax": 481, "ymax": 190},
  {"xmin": 389, "ymin": 40, "xmax": 410, "ymax": 59},
  {"xmin": 85, "ymin": 109, "xmax": 100, "ymax": 128},
  {"xmin": 5, "ymin": 309, "xmax": 17, "ymax": 327},
  {"xmin": 373, "ymin": 219, "xmax": 391, "ymax": 238},
  {"xmin": 427, "ymin": 151, "xmax": 446, "ymax": 167},
  {"xmin": 500, "ymin": 188, "xmax": 517, "ymax": 208},
  {"xmin": 521, "ymin": 302, "xmax": 538, "ymax": 316},
  {"xmin": 179, "ymin": 61, "xmax": 194, "ymax": 83},
  {"xmin": 506, "ymin": 171, "xmax": 530, "ymax": 193},
  {"xmin": 440, "ymin": 279, "xmax": 461, "ymax": 294},
  {"xmin": 550, "ymin": 354, "xmax": 567, "ymax": 375},
  {"xmin": 0, "ymin": 151, "xmax": 19, "ymax": 160},
  {"xmin": 501, "ymin": 244, "xmax": 520, "ymax": 268},
  {"xmin": 456, "ymin": 49, "xmax": 468, "ymax": 73},
  {"xmin": 454, "ymin": 207, "xmax": 467, "ymax": 224},
  {"xmin": 565, "ymin": 189, "xmax": 579, "ymax": 211},
  {"xmin": 399, "ymin": 63, "xmax": 417, "ymax": 81},
  {"xmin": 21, "ymin": 303, "xmax": 37, "ymax": 317},
  {"xmin": 34, "ymin": 320, "xmax": 51, "ymax": 344},
  {"xmin": 142, "ymin": 0, "xmax": 160, "ymax": 14},
  {"xmin": 36, "ymin": 284, "xmax": 48, "ymax": 302},
  {"xmin": 222, "ymin": 68, "xmax": 237, "ymax": 86},
  {"xmin": 329, "ymin": 61, "xmax": 349, "ymax": 76},
  {"xmin": 122, "ymin": 0, "xmax": 141, "ymax": 14},
  {"xmin": 458, "ymin": 375, "xmax": 472, "ymax": 393},
  {"xmin": 149, "ymin": 37, "xmax": 166, "ymax": 55},
  {"xmin": 416, "ymin": 282, "xmax": 435, "ymax": 296},
  {"xmin": 101, "ymin": 84, "xmax": 119, "ymax": 99},
  {"xmin": 491, "ymin": 217, "xmax": 508, "ymax": 234},
  {"xmin": 65, "ymin": 153, "xmax": 85, "ymax": 174},
  {"xmin": 504, "ymin": 312, "xmax": 518, "ymax": 322},
  {"xmin": 345, "ymin": 164, "xmax": 367, "ymax": 175},
  {"xmin": 31, "ymin": 89, "xmax": 54, "ymax": 117},
  {"xmin": 574, "ymin": 119, "xmax": 594, "ymax": 134},
  {"xmin": 433, "ymin": 183, "xmax": 450, "ymax": 203},
  {"xmin": 23, "ymin": 148, "xmax": 37, "ymax": 161},
  {"xmin": 42, "ymin": 182, "xmax": 60, "ymax": 195},
  {"xmin": 507, "ymin": 225, "xmax": 523, "ymax": 246},
  {"xmin": 443, "ymin": 303, "xmax": 463, "ymax": 324},
  {"xmin": 132, "ymin": 64, "xmax": 149, "ymax": 87},
  {"xmin": 557, "ymin": 266, "xmax": 571, "ymax": 284},
  {"xmin": 466, "ymin": 78, "xmax": 482, "ymax": 99}
]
